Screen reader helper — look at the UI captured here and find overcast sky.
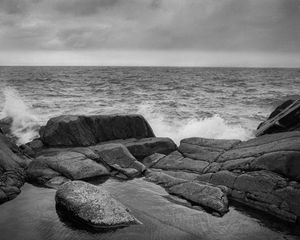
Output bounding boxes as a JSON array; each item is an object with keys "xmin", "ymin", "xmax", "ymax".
[{"xmin": 0, "ymin": 0, "xmax": 299, "ymax": 67}]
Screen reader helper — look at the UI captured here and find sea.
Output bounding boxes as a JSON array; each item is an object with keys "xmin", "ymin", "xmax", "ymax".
[
  {"xmin": 1, "ymin": 66, "xmax": 300, "ymax": 240},
  {"xmin": 0, "ymin": 66, "xmax": 299, "ymax": 145}
]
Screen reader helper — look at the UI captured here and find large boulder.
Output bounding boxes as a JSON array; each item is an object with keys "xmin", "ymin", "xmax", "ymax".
[
  {"xmin": 40, "ymin": 114, "xmax": 155, "ymax": 147},
  {"xmin": 0, "ymin": 133, "xmax": 28, "ymax": 203},
  {"xmin": 55, "ymin": 181, "xmax": 140, "ymax": 228}
]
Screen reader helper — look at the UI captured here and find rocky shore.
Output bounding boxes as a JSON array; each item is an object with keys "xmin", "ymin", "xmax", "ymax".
[{"xmin": 0, "ymin": 102, "xmax": 300, "ymax": 230}]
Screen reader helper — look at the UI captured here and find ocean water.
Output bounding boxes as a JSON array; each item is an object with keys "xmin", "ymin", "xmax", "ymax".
[{"xmin": 0, "ymin": 66, "xmax": 300, "ymax": 144}]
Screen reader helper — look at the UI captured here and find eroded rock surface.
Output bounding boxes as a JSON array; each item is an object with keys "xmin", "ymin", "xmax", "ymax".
[
  {"xmin": 150, "ymin": 133, "xmax": 300, "ymax": 222},
  {"xmin": 55, "ymin": 181, "xmax": 140, "ymax": 228}
]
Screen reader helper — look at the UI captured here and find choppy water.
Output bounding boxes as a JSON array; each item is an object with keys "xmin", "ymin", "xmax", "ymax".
[
  {"xmin": 0, "ymin": 66, "xmax": 300, "ymax": 144},
  {"xmin": 0, "ymin": 180, "xmax": 299, "ymax": 240}
]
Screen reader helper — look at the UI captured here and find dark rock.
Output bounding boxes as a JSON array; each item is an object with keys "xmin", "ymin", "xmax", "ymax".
[
  {"xmin": 40, "ymin": 114, "xmax": 155, "ymax": 147},
  {"xmin": 0, "ymin": 117, "xmax": 12, "ymax": 135},
  {"xmin": 141, "ymin": 153, "xmax": 166, "ymax": 168},
  {"xmin": 256, "ymin": 99, "xmax": 300, "ymax": 136},
  {"xmin": 55, "ymin": 181, "xmax": 141, "ymax": 228},
  {"xmin": 121, "ymin": 137, "xmax": 177, "ymax": 159},
  {"xmin": 0, "ymin": 133, "xmax": 27, "ymax": 203}
]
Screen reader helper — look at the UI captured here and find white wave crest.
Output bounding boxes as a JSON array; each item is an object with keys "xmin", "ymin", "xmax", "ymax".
[
  {"xmin": 138, "ymin": 104, "xmax": 253, "ymax": 144},
  {"xmin": 1, "ymin": 87, "xmax": 40, "ymax": 145}
]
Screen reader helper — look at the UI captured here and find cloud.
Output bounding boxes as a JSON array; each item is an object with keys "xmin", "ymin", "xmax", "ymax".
[{"xmin": 0, "ymin": 0, "xmax": 299, "ymax": 66}]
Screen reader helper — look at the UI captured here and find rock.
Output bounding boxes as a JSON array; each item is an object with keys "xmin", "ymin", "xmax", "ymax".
[
  {"xmin": 0, "ymin": 133, "xmax": 27, "ymax": 203},
  {"xmin": 40, "ymin": 114, "xmax": 155, "ymax": 147},
  {"xmin": 145, "ymin": 170, "xmax": 187, "ymax": 188},
  {"xmin": 257, "ymin": 99, "xmax": 300, "ymax": 135},
  {"xmin": 27, "ymin": 143, "xmax": 146, "ymax": 185},
  {"xmin": 121, "ymin": 137, "xmax": 177, "ymax": 160},
  {"xmin": 179, "ymin": 137, "xmax": 240, "ymax": 162},
  {"xmin": 55, "ymin": 181, "xmax": 141, "ymax": 228},
  {"xmin": 146, "ymin": 171, "xmax": 229, "ymax": 215},
  {"xmin": 160, "ymin": 170, "xmax": 200, "ymax": 181},
  {"xmin": 111, "ymin": 164, "xmax": 140, "ymax": 179},
  {"xmin": 168, "ymin": 181, "xmax": 229, "ymax": 215},
  {"xmin": 27, "ymin": 149, "xmax": 110, "ymax": 184},
  {"xmin": 217, "ymin": 131, "xmax": 300, "ymax": 181},
  {"xmin": 44, "ymin": 176, "xmax": 70, "ymax": 188},
  {"xmin": 152, "ymin": 151, "xmax": 209, "ymax": 173},
  {"xmin": 0, "ymin": 117, "xmax": 12, "ymax": 135},
  {"xmin": 141, "ymin": 153, "xmax": 166, "ymax": 168},
  {"xmin": 90, "ymin": 143, "xmax": 146, "ymax": 174}
]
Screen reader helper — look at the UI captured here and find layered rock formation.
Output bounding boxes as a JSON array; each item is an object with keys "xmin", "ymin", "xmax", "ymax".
[
  {"xmin": 55, "ymin": 181, "xmax": 140, "ymax": 228},
  {"xmin": 0, "ymin": 133, "xmax": 28, "ymax": 203},
  {"xmin": 148, "ymin": 132, "xmax": 300, "ymax": 222},
  {"xmin": 3, "ymin": 111, "xmax": 299, "ymax": 225},
  {"xmin": 27, "ymin": 115, "xmax": 176, "ymax": 187}
]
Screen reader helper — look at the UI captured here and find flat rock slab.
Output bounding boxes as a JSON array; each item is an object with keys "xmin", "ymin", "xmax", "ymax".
[
  {"xmin": 179, "ymin": 137, "xmax": 240, "ymax": 162},
  {"xmin": 27, "ymin": 143, "xmax": 146, "ymax": 185},
  {"xmin": 27, "ymin": 150, "xmax": 110, "ymax": 184},
  {"xmin": 146, "ymin": 171, "xmax": 229, "ymax": 215},
  {"xmin": 40, "ymin": 114, "xmax": 155, "ymax": 147},
  {"xmin": 55, "ymin": 181, "xmax": 141, "ymax": 228},
  {"xmin": 152, "ymin": 151, "xmax": 209, "ymax": 173}
]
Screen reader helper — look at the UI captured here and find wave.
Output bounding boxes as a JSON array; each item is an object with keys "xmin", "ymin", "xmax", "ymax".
[
  {"xmin": 0, "ymin": 87, "xmax": 40, "ymax": 145},
  {"xmin": 138, "ymin": 104, "xmax": 253, "ymax": 144},
  {"xmin": 0, "ymin": 88, "xmax": 254, "ymax": 146}
]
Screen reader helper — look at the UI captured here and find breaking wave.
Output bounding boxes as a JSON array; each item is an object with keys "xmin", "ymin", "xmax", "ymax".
[
  {"xmin": 138, "ymin": 105, "xmax": 253, "ymax": 144},
  {"xmin": 0, "ymin": 87, "xmax": 40, "ymax": 145}
]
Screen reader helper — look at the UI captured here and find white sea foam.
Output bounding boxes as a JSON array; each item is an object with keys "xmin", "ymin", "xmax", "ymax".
[
  {"xmin": 137, "ymin": 104, "xmax": 253, "ymax": 144},
  {"xmin": 0, "ymin": 87, "xmax": 40, "ymax": 145}
]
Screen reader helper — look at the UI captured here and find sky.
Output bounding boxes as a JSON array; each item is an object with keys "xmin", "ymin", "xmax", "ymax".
[{"xmin": 0, "ymin": 0, "xmax": 299, "ymax": 67}]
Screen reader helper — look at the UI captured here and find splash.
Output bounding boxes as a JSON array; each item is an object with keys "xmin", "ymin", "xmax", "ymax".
[
  {"xmin": 137, "ymin": 104, "xmax": 253, "ymax": 144},
  {"xmin": 1, "ymin": 88, "xmax": 40, "ymax": 145}
]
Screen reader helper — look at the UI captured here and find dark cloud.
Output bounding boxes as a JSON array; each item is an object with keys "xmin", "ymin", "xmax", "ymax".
[{"xmin": 0, "ymin": 0, "xmax": 299, "ymax": 66}]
